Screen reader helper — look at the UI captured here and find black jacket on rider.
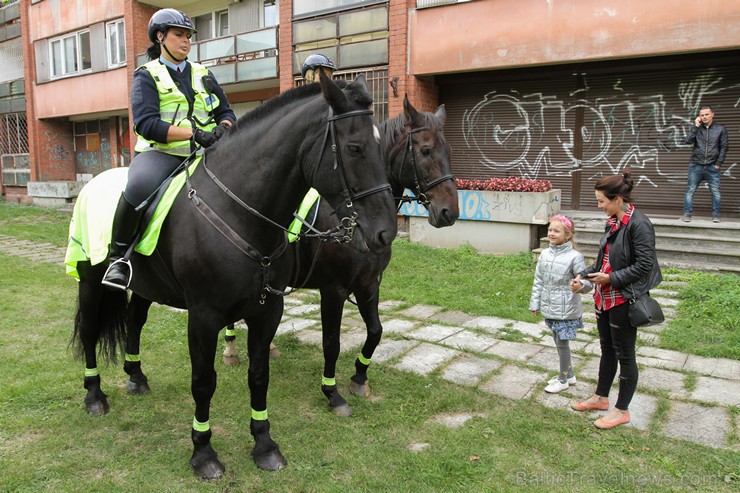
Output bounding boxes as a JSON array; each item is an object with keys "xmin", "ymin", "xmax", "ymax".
[{"xmin": 683, "ymin": 122, "xmax": 729, "ymax": 166}]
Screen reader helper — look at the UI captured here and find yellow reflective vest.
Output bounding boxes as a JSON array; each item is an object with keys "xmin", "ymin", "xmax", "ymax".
[{"xmin": 134, "ymin": 60, "xmax": 220, "ymax": 157}]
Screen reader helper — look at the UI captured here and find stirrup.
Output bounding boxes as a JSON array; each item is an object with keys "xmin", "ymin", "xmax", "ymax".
[{"xmin": 101, "ymin": 258, "xmax": 133, "ymax": 291}]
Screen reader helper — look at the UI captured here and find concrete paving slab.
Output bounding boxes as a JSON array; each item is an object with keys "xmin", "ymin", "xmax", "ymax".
[
  {"xmin": 276, "ymin": 318, "xmax": 317, "ymax": 334},
  {"xmin": 526, "ymin": 347, "xmax": 584, "ymax": 372},
  {"xmin": 283, "ymin": 296, "xmax": 304, "ymax": 306},
  {"xmin": 484, "ymin": 340, "xmax": 543, "ymax": 362},
  {"xmin": 381, "ymin": 318, "xmax": 417, "ymax": 334},
  {"xmin": 480, "ymin": 365, "xmax": 548, "ymax": 400},
  {"xmin": 430, "ymin": 310, "xmax": 476, "ymax": 325},
  {"xmin": 637, "ymin": 366, "xmax": 689, "ymax": 399},
  {"xmin": 650, "ymin": 288, "xmax": 680, "ymax": 297},
  {"xmin": 286, "ymin": 304, "xmax": 321, "ymax": 316},
  {"xmin": 398, "ymin": 304, "xmax": 443, "ymax": 319},
  {"xmin": 654, "ymin": 296, "xmax": 679, "ymax": 307},
  {"xmin": 429, "ymin": 412, "xmax": 487, "ymax": 428},
  {"xmin": 439, "ymin": 330, "xmax": 499, "ymax": 352},
  {"xmin": 295, "ymin": 329, "xmax": 323, "ymax": 345},
  {"xmin": 394, "ymin": 342, "xmax": 460, "ymax": 376},
  {"xmin": 690, "ymin": 376, "xmax": 740, "ymax": 406},
  {"xmin": 377, "ymin": 300, "xmax": 404, "ymax": 312},
  {"xmin": 626, "ymin": 393, "xmax": 658, "ymax": 431},
  {"xmin": 638, "ymin": 356, "xmax": 686, "ymax": 371},
  {"xmin": 683, "ymin": 355, "xmax": 740, "ymax": 381},
  {"xmin": 440, "ymin": 355, "xmax": 502, "ymax": 386},
  {"xmin": 579, "ymin": 341, "xmax": 602, "ymax": 356},
  {"xmin": 637, "ymin": 347, "xmax": 688, "ymax": 366},
  {"xmin": 339, "ymin": 329, "xmax": 367, "ymax": 352},
  {"xmin": 637, "ymin": 332, "xmax": 659, "ymax": 345},
  {"xmin": 372, "ymin": 339, "xmax": 419, "ymax": 363},
  {"xmin": 463, "ymin": 316, "xmax": 510, "ymax": 334},
  {"xmin": 508, "ymin": 321, "xmax": 549, "ymax": 339},
  {"xmin": 577, "ymin": 357, "xmax": 603, "ymax": 384},
  {"xmin": 407, "ymin": 324, "xmax": 463, "ymax": 342},
  {"xmin": 536, "ymin": 391, "xmax": 573, "ymax": 410},
  {"xmin": 663, "ymin": 402, "xmax": 730, "ymax": 449}
]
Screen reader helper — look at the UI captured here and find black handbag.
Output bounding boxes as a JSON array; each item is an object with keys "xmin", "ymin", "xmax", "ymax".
[{"xmin": 628, "ymin": 293, "xmax": 665, "ymax": 327}]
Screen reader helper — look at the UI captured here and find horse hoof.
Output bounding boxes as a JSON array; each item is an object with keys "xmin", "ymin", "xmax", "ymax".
[
  {"xmin": 223, "ymin": 354, "xmax": 240, "ymax": 366},
  {"xmin": 331, "ymin": 403, "xmax": 353, "ymax": 417},
  {"xmin": 126, "ymin": 380, "xmax": 151, "ymax": 395},
  {"xmin": 254, "ymin": 449, "xmax": 287, "ymax": 471},
  {"xmin": 349, "ymin": 380, "xmax": 371, "ymax": 397},
  {"xmin": 191, "ymin": 458, "xmax": 225, "ymax": 480},
  {"xmin": 85, "ymin": 400, "xmax": 110, "ymax": 417},
  {"xmin": 269, "ymin": 347, "xmax": 281, "ymax": 359}
]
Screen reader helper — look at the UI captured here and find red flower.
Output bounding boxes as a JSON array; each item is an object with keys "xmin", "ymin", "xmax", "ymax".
[{"xmin": 455, "ymin": 177, "xmax": 552, "ymax": 192}]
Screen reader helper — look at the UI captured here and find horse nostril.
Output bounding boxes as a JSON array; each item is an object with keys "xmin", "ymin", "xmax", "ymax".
[{"xmin": 378, "ymin": 230, "xmax": 395, "ymax": 248}]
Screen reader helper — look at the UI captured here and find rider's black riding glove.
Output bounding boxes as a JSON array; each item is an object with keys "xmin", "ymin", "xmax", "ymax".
[
  {"xmin": 192, "ymin": 128, "xmax": 218, "ymax": 148},
  {"xmin": 212, "ymin": 122, "xmax": 232, "ymax": 140}
]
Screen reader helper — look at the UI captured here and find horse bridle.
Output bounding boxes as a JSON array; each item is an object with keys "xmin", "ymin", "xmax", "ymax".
[
  {"xmin": 395, "ymin": 126, "xmax": 455, "ymax": 208},
  {"xmin": 185, "ymin": 106, "xmax": 391, "ymax": 301},
  {"xmin": 311, "ymin": 108, "xmax": 392, "ymax": 243}
]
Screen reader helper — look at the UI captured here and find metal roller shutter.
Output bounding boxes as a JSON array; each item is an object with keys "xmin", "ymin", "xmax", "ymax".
[{"xmin": 439, "ymin": 51, "xmax": 740, "ymax": 218}]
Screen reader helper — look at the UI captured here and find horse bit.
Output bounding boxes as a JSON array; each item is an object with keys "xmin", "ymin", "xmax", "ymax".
[{"xmin": 395, "ymin": 126, "xmax": 454, "ymax": 209}]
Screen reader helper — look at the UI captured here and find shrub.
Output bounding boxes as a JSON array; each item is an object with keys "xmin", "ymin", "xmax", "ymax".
[{"xmin": 455, "ymin": 177, "xmax": 553, "ymax": 192}]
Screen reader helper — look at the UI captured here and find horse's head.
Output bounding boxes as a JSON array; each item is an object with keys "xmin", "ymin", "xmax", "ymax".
[
  {"xmin": 307, "ymin": 71, "xmax": 397, "ymax": 254},
  {"xmin": 390, "ymin": 95, "xmax": 459, "ymax": 228}
]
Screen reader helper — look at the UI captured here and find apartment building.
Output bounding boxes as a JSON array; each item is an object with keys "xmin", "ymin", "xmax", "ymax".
[{"xmin": 9, "ymin": 0, "xmax": 740, "ymax": 217}]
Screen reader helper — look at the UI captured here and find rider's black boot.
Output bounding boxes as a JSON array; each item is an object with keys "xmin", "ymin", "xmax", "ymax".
[{"xmin": 102, "ymin": 195, "xmax": 143, "ymax": 291}]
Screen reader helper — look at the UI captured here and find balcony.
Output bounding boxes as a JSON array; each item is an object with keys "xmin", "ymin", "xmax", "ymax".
[{"xmin": 137, "ymin": 26, "xmax": 279, "ymax": 90}]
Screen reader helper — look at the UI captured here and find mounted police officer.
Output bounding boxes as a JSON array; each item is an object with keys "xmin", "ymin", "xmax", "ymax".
[
  {"xmin": 301, "ymin": 54, "xmax": 336, "ymax": 83},
  {"xmin": 103, "ymin": 8, "xmax": 236, "ymax": 290}
]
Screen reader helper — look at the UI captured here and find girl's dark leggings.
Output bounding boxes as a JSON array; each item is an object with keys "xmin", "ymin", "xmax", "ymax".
[{"xmin": 595, "ymin": 302, "xmax": 638, "ymax": 410}]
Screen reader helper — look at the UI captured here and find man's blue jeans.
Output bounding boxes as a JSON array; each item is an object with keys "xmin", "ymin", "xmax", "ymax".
[{"xmin": 683, "ymin": 163, "xmax": 721, "ymax": 217}]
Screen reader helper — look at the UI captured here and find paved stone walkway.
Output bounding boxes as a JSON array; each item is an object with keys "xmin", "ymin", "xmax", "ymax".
[{"xmin": 2, "ymin": 234, "xmax": 737, "ymax": 451}]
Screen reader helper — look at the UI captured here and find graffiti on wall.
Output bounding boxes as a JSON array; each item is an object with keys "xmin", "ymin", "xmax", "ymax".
[{"xmin": 462, "ymin": 72, "xmax": 739, "ymax": 187}]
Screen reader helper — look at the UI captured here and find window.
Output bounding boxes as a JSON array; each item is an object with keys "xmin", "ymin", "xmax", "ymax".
[
  {"xmin": 49, "ymin": 30, "xmax": 91, "ymax": 78},
  {"xmin": 194, "ymin": 10, "xmax": 229, "ymax": 41},
  {"xmin": 264, "ymin": 1, "xmax": 278, "ymax": 27},
  {"xmin": 106, "ymin": 19, "xmax": 126, "ymax": 67},
  {"xmin": 294, "ymin": 0, "xmax": 383, "ymax": 17}
]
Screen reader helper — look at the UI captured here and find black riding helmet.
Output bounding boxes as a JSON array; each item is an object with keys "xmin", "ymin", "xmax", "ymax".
[
  {"xmin": 148, "ymin": 8, "xmax": 197, "ymax": 43},
  {"xmin": 301, "ymin": 54, "xmax": 336, "ymax": 79}
]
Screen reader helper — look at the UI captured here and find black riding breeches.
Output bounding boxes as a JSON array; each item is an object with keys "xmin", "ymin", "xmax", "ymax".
[{"xmin": 123, "ymin": 151, "xmax": 185, "ymax": 207}]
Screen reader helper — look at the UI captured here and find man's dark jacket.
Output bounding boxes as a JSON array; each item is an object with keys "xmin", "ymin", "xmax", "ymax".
[
  {"xmin": 684, "ymin": 122, "xmax": 729, "ymax": 166},
  {"xmin": 580, "ymin": 209, "xmax": 663, "ymax": 300}
]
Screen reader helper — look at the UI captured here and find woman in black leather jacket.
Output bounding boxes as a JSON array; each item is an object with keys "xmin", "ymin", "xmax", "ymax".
[{"xmin": 569, "ymin": 170, "xmax": 662, "ymax": 429}]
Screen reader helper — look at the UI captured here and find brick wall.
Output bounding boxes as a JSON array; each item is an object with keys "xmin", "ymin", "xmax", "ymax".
[
  {"xmin": 388, "ymin": 0, "xmax": 439, "ymax": 116},
  {"xmin": 278, "ymin": 0, "xmax": 294, "ymax": 92}
]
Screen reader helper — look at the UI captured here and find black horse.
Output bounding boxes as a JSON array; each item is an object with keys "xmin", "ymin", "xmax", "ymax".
[
  {"xmin": 69, "ymin": 73, "xmax": 397, "ymax": 479},
  {"xmin": 215, "ymin": 95, "xmax": 459, "ymax": 416}
]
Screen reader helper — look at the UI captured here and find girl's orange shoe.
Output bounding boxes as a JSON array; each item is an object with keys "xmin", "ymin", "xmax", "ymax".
[
  {"xmin": 594, "ymin": 411, "xmax": 631, "ymax": 429},
  {"xmin": 570, "ymin": 399, "xmax": 609, "ymax": 412}
]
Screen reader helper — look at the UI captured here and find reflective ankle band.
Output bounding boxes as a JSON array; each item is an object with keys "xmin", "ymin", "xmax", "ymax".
[
  {"xmin": 321, "ymin": 376, "xmax": 336, "ymax": 386},
  {"xmin": 358, "ymin": 354, "xmax": 371, "ymax": 366},
  {"xmin": 125, "ymin": 353, "xmax": 140, "ymax": 362},
  {"xmin": 225, "ymin": 327, "xmax": 237, "ymax": 337},
  {"xmin": 192, "ymin": 417, "xmax": 210, "ymax": 432},
  {"xmin": 85, "ymin": 368, "xmax": 99, "ymax": 377},
  {"xmin": 251, "ymin": 409, "xmax": 268, "ymax": 421}
]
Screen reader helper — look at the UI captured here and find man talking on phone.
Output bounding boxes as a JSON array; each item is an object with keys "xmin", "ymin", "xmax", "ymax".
[{"xmin": 681, "ymin": 105, "xmax": 728, "ymax": 223}]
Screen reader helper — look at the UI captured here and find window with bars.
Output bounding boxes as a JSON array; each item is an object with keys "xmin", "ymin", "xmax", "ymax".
[
  {"xmin": 296, "ymin": 68, "xmax": 388, "ymax": 122},
  {"xmin": 0, "ymin": 113, "xmax": 28, "ymax": 155}
]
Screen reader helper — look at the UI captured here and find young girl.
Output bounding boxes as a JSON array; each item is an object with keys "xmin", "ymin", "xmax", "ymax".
[{"xmin": 529, "ymin": 215, "xmax": 591, "ymax": 393}]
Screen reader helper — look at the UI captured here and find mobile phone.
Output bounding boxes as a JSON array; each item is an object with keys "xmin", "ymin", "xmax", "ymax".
[{"xmin": 587, "ymin": 273, "xmax": 598, "ymax": 278}]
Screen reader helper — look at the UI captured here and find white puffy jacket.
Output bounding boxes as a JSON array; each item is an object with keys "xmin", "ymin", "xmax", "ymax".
[{"xmin": 529, "ymin": 241, "xmax": 588, "ymax": 320}]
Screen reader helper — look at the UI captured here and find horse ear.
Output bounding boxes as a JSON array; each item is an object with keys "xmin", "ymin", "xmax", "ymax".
[
  {"xmin": 434, "ymin": 104, "xmax": 447, "ymax": 127},
  {"xmin": 319, "ymin": 68, "xmax": 349, "ymax": 111},
  {"xmin": 403, "ymin": 94, "xmax": 422, "ymax": 128}
]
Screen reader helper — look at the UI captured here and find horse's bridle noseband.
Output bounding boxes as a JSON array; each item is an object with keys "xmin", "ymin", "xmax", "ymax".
[{"xmin": 396, "ymin": 126, "xmax": 455, "ymax": 208}]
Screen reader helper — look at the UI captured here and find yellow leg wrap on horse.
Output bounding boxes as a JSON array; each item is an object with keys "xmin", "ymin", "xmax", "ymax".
[
  {"xmin": 358, "ymin": 354, "xmax": 371, "ymax": 366},
  {"xmin": 321, "ymin": 376, "xmax": 336, "ymax": 386},
  {"xmin": 85, "ymin": 367, "xmax": 99, "ymax": 377},
  {"xmin": 125, "ymin": 353, "xmax": 140, "ymax": 362},
  {"xmin": 251, "ymin": 409, "xmax": 268, "ymax": 421},
  {"xmin": 192, "ymin": 417, "xmax": 210, "ymax": 432},
  {"xmin": 225, "ymin": 327, "xmax": 237, "ymax": 337}
]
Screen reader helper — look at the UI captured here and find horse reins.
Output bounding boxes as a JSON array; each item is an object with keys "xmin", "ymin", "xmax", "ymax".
[
  {"xmin": 394, "ymin": 126, "xmax": 455, "ymax": 209},
  {"xmin": 184, "ymin": 106, "xmax": 391, "ymax": 302}
]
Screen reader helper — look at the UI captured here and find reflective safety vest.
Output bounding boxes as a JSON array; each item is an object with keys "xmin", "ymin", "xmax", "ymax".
[{"xmin": 134, "ymin": 60, "xmax": 220, "ymax": 157}]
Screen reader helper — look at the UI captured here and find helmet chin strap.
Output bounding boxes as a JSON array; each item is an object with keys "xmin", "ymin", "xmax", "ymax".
[{"xmin": 159, "ymin": 33, "xmax": 186, "ymax": 62}]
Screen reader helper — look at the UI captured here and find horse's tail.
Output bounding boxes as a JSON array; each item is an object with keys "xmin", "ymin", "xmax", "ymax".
[{"xmin": 70, "ymin": 286, "xmax": 128, "ymax": 366}]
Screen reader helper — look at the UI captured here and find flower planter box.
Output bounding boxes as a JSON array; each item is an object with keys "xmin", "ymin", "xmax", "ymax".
[{"xmin": 399, "ymin": 189, "xmax": 561, "ymax": 254}]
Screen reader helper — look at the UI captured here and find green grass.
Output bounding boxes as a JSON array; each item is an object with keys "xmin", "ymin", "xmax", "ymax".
[
  {"xmin": 1, "ymin": 254, "xmax": 738, "ymax": 492},
  {"xmin": 0, "ymin": 202, "xmax": 70, "ymax": 247}
]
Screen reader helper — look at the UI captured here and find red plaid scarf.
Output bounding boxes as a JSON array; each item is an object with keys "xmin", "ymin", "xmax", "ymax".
[{"xmin": 593, "ymin": 205, "xmax": 634, "ymax": 311}]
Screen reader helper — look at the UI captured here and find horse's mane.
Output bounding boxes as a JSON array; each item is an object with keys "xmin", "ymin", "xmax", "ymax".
[
  {"xmin": 231, "ymin": 79, "xmax": 367, "ymax": 131},
  {"xmin": 381, "ymin": 109, "xmax": 444, "ymax": 148}
]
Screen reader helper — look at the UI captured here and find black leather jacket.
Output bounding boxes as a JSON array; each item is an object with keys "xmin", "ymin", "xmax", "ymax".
[
  {"xmin": 580, "ymin": 208, "xmax": 662, "ymax": 300},
  {"xmin": 684, "ymin": 122, "xmax": 729, "ymax": 166}
]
